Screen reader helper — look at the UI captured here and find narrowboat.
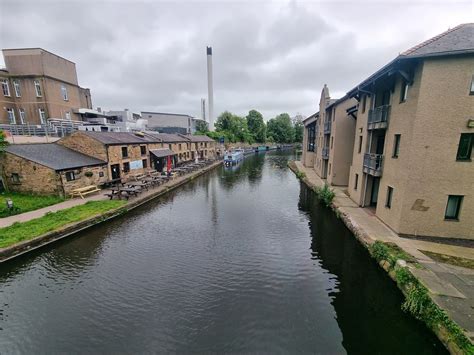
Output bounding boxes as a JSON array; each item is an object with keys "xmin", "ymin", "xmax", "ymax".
[{"xmin": 224, "ymin": 149, "xmax": 244, "ymax": 165}]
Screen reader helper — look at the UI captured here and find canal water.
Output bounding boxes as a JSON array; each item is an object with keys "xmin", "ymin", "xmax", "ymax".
[{"xmin": 0, "ymin": 152, "xmax": 446, "ymax": 354}]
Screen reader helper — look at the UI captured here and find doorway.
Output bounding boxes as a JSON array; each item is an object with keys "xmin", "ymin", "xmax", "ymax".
[
  {"xmin": 370, "ymin": 177, "xmax": 380, "ymax": 206},
  {"xmin": 111, "ymin": 164, "xmax": 121, "ymax": 180}
]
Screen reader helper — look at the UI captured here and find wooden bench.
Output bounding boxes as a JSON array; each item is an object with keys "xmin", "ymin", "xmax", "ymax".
[{"xmin": 70, "ymin": 185, "xmax": 101, "ymax": 199}]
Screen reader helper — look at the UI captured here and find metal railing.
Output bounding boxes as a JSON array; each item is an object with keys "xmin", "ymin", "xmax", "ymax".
[
  {"xmin": 363, "ymin": 153, "xmax": 383, "ymax": 176},
  {"xmin": 368, "ymin": 105, "xmax": 390, "ymax": 130},
  {"xmin": 322, "ymin": 146, "xmax": 329, "ymax": 159},
  {"xmin": 0, "ymin": 123, "xmax": 57, "ymax": 136}
]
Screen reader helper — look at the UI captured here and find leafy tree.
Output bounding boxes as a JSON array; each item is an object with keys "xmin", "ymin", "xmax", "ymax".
[
  {"xmin": 246, "ymin": 110, "xmax": 266, "ymax": 143},
  {"xmin": 195, "ymin": 120, "xmax": 209, "ymax": 134},
  {"xmin": 215, "ymin": 111, "xmax": 253, "ymax": 143},
  {"xmin": 294, "ymin": 120, "xmax": 304, "ymax": 143},
  {"xmin": 267, "ymin": 113, "xmax": 295, "ymax": 143}
]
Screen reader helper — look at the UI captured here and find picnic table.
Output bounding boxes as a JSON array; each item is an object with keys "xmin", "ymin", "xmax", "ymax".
[
  {"xmin": 126, "ymin": 181, "xmax": 149, "ymax": 191},
  {"xmin": 70, "ymin": 185, "xmax": 100, "ymax": 199},
  {"xmin": 106, "ymin": 187, "xmax": 140, "ymax": 200}
]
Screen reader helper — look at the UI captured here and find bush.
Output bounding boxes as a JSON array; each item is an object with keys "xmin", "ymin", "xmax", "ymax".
[
  {"xmin": 295, "ymin": 171, "xmax": 306, "ymax": 180},
  {"xmin": 313, "ymin": 183, "xmax": 335, "ymax": 207}
]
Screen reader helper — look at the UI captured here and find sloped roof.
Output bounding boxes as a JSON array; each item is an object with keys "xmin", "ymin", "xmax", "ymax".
[
  {"xmin": 401, "ymin": 23, "xmax": 474, "ymax": 58},
  {"xmin": 150, "ymin": 148, "xmax": 176, "ymax": 158},
  {"xmin": 180, "ymin": 134, "xmax": 215, "ymax": 142},
  {"xmin": 348, "ymin": 23, "xmax": 474, "ymax": 96},
  {"xmin": 81, "ymin": 131, "xmax": 160, "ymax": 145},
  {"xmin": 146, "ymin": 132, "xmax": 189, "ymax": 143},
  {"xmin": 5, "ymin": 143, "xmax": 106, "ymax": 171}
]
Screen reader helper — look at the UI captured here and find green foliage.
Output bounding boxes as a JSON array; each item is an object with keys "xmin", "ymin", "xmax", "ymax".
[
  {"xmin": 295, "ymin": 171, "xmax": 306, "ymax": 180},
  {"xmin": 0, "ymin": 130, "xmax": 8, "ymax": 151},
  {"xmin": 0, "ymin": 193, "xmax": 64, "ymax": 218},
  {"xmin": 0, "ymin": 200, "xmax": 126, "ymax": 248},
  {"xmin": 369, "ymin": 241, "xmax": 474, "ymax": 353},
  {"xmin": 267, "ymin": 113, "xmax": 295, "ymax": 143},
  {"xmin": 214, "ymin": 111, "xmax": 254, "ymax": 143},
  {"xmin": 294, "ymin": 120, "xmax": 304, "ymax": 143},
  {"xmin": 195, "ymin": 120, "xmax": 209, "ymax": 133},
  {"xmin": 246, "ymin": 110, "xmax": 266, "ymax": 143},
  {"xmin": 313, "ymin": 183, "xmax": 335, "ymax": 207}
]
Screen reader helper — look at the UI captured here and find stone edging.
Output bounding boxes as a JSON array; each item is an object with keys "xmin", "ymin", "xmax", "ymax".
[
  {"xmin": 0, "ymin": 161, "xmax": 223, "ymax": 263},
  {"xmin": 287, "ymin": 160, "xmax": 472, "ymax": 355}
]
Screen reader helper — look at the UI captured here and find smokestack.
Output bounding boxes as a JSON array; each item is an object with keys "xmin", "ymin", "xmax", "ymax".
[
  {"xmin": 201, "ymin": 98, "xmax": 206, "ymax": 121},
  {"xmin": 206, "ymin": 46, "xmax": 214, "ymax": 131}
]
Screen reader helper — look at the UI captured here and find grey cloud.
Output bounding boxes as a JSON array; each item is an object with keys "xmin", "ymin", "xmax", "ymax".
[{"xmin": 0, "ymin": 0, "xmax": 471, "ymax": 120}]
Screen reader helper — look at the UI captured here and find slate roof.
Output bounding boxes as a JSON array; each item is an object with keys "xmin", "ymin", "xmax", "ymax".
[
  {"xmin": 5, "ymin": 143, "xmax": 106, "ymax": 171},
  {"xmin": 81, "ymin": 131, "xmax": 161, "ymax": 145},
  {"xmin": 348, "ymin": 23, "xmax": 474, "ymax": 96},
  {"xmin": 401, "ymin": 23, "xmax": 474, "ymax": 58},
  {"xmin": 180, "ymin": 134, "xmax": 215, "ymax": 142},
  {"xmin": 150, "ymin": 148, "xmax": 176, "ymax": 158},
  {"xmin": 145, "ymin": 132, "xmax": 189, "ymax": 143}
]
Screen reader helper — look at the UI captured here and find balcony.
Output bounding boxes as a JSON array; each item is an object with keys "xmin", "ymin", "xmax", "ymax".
[
  {"xmin": 324, "ymin": 120, "xmax": 332, "ymax": 134},
  {"xmin": 363, "ymin": 153, "xmax": 383, "ymax": 176},
  {"xmin": 368, "ymin": 105, "xmax": 390, "ymax": 130},
  {"xmin": 322, "ymin": 146, "xmax": 329, "ymax": 159}
]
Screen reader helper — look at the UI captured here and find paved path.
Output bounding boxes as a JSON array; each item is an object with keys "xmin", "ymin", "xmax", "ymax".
[
  {"xmin": 0, "ymin": 193, "xmax": 108, "ymax": 228},
  {"xmin": 294, "ymin": 161, "xmax": 474, "ymax": 342}
]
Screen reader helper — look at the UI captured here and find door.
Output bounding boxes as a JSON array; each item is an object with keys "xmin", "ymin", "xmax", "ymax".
[
  {"xmin": 370, "ymin": 177, "xmax": 380, "ymax": 206},
  {"xmin": 111, "ymin": 164, "xmax": 121, "ymax": 180}
]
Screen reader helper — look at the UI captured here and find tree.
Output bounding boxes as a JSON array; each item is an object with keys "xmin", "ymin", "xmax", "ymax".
[
  {"xmin": 293, "ymin": 118, "xmax": 304, "ymax": 143},
  {"xmin": 246, "ymin": 110, "xmax": 266, "ymax": 143},
  {"xmin": 266, "ymin": 113, "xmax": 295, "ymax": 143},
  {"xmin": 215, "ymin": 111, "xmax": 253, "ymax": 143},
  {"xmin": 195, "ymin": 120, "xmax": 209, "ymax": 134}
]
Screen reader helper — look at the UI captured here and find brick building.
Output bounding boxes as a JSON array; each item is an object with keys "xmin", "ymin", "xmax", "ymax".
[
  {"xmin": 0, "ymin": 48, "xmax": 92, "ymax": 125},
  {"xmin": 2, "ymin": 143, "xmax": 107, "ymax": 196}
]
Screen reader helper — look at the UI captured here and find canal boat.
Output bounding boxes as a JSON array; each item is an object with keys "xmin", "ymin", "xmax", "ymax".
[
  {"xmin": 224, "ymin": 149, "xmax": 244, "ymax": 166},
  {"xmin": 255, "ymin": 145, "xmax": 267, "ymax": 152}
]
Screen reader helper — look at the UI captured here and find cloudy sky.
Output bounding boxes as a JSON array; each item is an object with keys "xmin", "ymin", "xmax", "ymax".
[{"xmin": 0, "ymin": 0, "xmax": 472, "ymax": 120}]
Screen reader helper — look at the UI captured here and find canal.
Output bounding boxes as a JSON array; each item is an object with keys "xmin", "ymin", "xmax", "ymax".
[{"xmin": 0, "ymin": 152, "xmax": 446, "ymax": 354}]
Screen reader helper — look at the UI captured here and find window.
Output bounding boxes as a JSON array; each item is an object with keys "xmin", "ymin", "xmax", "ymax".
[
  {"xmin": 392, "ymin": 134, "xmax": 401, "ymax": 158},
  {"xmin": 12, "ymin": 173, "xmax": 20, "ymax": 183},
  {"xmin": 456, "ymin": 133, "xmax": 473, "ymax": 161},
  {"xmin": 400, "ymin": 81, "xmax": 409, "ymax": 102},
  {"xmin": 358, "ymin": 136, "xmax": 363, "ymax": 153},
  {"xmin": 354, "ymin": 174, "xmax": 359, "ymax": 190},
  {"xmin": 65, "ymin": 111, "xmax": 71, "ymax": 120},
  {"xmin": 179, "ymin": 144, "xmax": 182, "ymax": 150},
  {"xmin": 123, "ymin": 162, "xmax": 130, "ymax": 173},
  {"xmin": 13, "ymin": 80, "xmax": 21, "ymax": 97},
  {"xmin": 65, "ymin": 171, "xmax": 76, "ymax": 181},
  {"xmin": 169, "ymin": 144, "xmax": 172, "ymax": 150},
  {"xmin": 205, "ymin": 142, "xmax": 208, "ymax": 148},
  {"xmin": 470, "ymin": 75, "xmax": 474, "ymax": 95},
  {"xmin": 34, "ymin": 80, "xmax": 42, "ymax": 97},
  {"xmin": 445, "ymin": 195, "xmax": 463, "ymax": 220},
  {"xmin": 6, "ymin": 108, "xmax": 16, "ymax": 124},
  {"xmin": 61, "ymin": 85, "xmax": 68, "ymax": 101},
  {"xmin": 19, "ymin": 109, "xmax": 26, "ymax": 124},
  {"xmin": 307, "ymin": 122, "xmax": 315, "ymax": 152},
  {"xmin": 1, "ymin": 79, "xmax": 10, "ymax": 96},
  {"xmin": 142, "ymin": 159, "xmax": 148, "ymax": 169},
  {"xmin": 121, "ymin": 146, "xmax": 128, "ymax": 158},
  {"xmin": 361, "ymin": 95, "xmax": 367, "ymax": 113},
  {"xmin": 140, "ymin": 145, "xmax": 146, "ymax": 155},
  {"xmin": 39, "ymin": 108, "xmax": 46, "ymax": 124},
  {"xmin": 385, "ymin": 186, "xmax": 393, "ymax": 208},
  {"xmin": 330, "ymin": 136, "xmax": 334, "ymax": 149}
]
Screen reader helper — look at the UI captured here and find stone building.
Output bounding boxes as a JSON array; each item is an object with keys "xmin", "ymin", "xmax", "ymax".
[
  {"xmin": 1, "ymin": 143, "xmax": 107, "ymax": 196},
  {"xmin": 302, "ymin": 23, "xmax": 473, "ymax": 240},
  {"xmin": 0, "ymin": 48, "xmax": 92, "ymax": 125},
  {"xmin": 346, "ymin": 23, "xmax": 473, "ymax": 240},
  {"xmin": 58, "ymin": 131, "xmax": 162, "ymax": 182},
  {"xmin": 179, "ymin": 134, "xmax": 217, "ymax": 160},
  {"xmin": 145, "ymin": 133, "xmax": 192, "ymax": 164},
  {"xmin": 302, "ymin": 86, "xmax": 357, "ymax": 186}
]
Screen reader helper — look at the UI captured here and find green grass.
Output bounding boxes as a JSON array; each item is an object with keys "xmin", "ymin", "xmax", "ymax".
[
  {"xmin": 421, "ymin": 250, "xmax": 474, "ymax": 270},
  {"xmin": 0, "ymin": 200, "xmax": 126, "ymax": 248},
  {"xmin": 0, "ymin": 193, "xmax": 64, "ymax": 218}
]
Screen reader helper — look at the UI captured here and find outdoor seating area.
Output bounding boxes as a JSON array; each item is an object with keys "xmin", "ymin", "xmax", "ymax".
[
  {"xmin": 105, "ymin": 159, "xmax": 217, "ymax": 200},
  {"xmin": 70, "ymin": 185, "xmax": 101, "ymax": 199}
]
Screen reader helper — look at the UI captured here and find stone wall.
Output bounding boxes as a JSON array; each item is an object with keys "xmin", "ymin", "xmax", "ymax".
[
  {"xmin": 60, "ymin": 165, "xmax": 109, "ymax": 195},
  {"xmin": 58, "ymin": 132, "xmax": 108, "ymax": 161}
]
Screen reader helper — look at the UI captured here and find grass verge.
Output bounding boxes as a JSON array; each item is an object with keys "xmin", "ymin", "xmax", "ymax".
[
  {"xmin": 0, "ymin": 200, "xmax": 126, "ymax": 248},
  {"xmin": 0, "ymin": 193, "xmax": 64, "ymax": 218},
  {"xmin": 369, "ymin": 241, "xmax": 473, "ymax": 354}
]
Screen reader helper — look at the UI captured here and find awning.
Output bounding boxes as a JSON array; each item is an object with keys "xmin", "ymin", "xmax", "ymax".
[{"xmin": 150, "ymin": 148, "xmax": 176, "ymax": 158}]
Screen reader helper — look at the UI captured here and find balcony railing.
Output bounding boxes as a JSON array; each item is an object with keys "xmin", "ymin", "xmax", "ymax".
[
  {"xmin": 324, "ymin": 120, "xmax": 332, "ymax": 134},
  {"xmin": 363, "ymin": 153, "xmax": 383, "ymax": 176},
  {"xmin": 368, "ymin": 105, "xmax": 390, "ymax": 130},
  {"xmin": 322, "ymin": 146, "xmax": 329, "ymax": 159}
]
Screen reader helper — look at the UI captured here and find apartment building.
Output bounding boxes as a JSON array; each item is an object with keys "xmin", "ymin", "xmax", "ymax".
[
  {"xmin": 345, "ymin": 23, "xmax": 473, "ymax": 240},
  {"xmin": 302, "ymin": 85, "xmax": 357, "ymax": 186},
  {"xmin": 142, "ymin": 112, "xmax": 206, "ymax": 134},
  {"xmin": 0, "ymin": 48, "xmax": 92, "ymax": 125}
]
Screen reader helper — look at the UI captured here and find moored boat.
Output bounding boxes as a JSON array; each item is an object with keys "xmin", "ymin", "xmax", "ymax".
[{"xmin": 224, "ymin": 149, "xmax": 244, "ymax": 165}]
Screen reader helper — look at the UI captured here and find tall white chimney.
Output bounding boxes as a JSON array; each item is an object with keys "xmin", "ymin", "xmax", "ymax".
[{"xmin": 206, "ymin": 46, "xmax": 214, "ymax": 131}]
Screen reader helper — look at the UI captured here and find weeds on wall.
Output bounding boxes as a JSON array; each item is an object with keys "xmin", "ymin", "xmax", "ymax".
[
  {"xmin": 369, "ymin": 241, "xmax": 473, "ymax": 354},
  {"xmin": 295, "ymin": 171, "xmax": 306, "ymax": 180},
  {"xmin": 313, "ymin": 183, "xmax": 335, "ymax": 207}
]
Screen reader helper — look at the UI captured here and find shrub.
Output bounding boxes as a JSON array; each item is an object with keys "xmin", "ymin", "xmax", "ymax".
[
  {"xmin": 295, "ymin": 171, "xmax": 306, "ymax": 180},
  {"xmin": 314, "ymin": 183, "xmax": 335, "ymax": 207}
]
